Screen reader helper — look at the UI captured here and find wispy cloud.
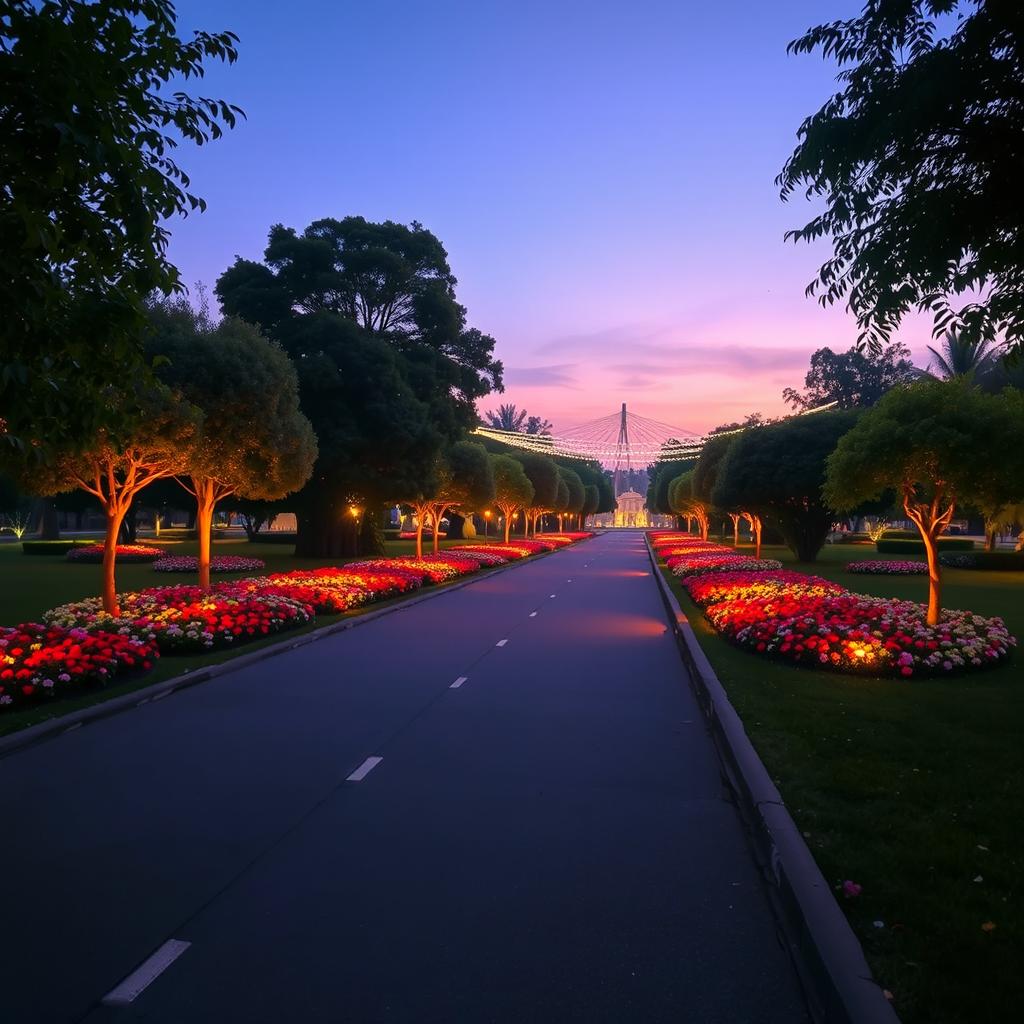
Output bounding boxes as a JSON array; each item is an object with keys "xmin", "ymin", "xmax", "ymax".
[
  {"xmin": 502, "ymin": 363, "xmax": 580, "ymax": 388},
  {"xmin": 607, "ymin": 343, "xmax": 810, "ymax": 376}
]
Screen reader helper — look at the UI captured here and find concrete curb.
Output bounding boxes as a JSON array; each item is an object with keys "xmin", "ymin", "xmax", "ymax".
[
  {"xmin": 0, "ymin": 538, "xmax": 591, "ymax": 761},
  {"xmin": 645, "ymin": 537, "xmax": 899, "ymax": 1024}
]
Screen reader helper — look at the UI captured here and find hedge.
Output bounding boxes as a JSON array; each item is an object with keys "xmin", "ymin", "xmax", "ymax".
[
  {"xmin": 939, "ymin": 550, "xmax": 1024, "ymax": 571},
  {"xmin": 21, "ymin": 541, "xmax": 90, "ymax": 555},
  {"xmin": 876, "ymin": 538, "xmax": 975, "ymax": 555},
  {"xmin": 247, "ymin": 532, "xmax": 297, "ymax": 545}
]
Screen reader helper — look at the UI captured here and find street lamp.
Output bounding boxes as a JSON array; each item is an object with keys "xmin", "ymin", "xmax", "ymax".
[{"xmin": 483, "ymin": 510, "xmax": 492, "ymax": 536}]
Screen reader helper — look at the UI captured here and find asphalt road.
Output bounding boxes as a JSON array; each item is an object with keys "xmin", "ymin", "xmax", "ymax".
[{"xmin": 1, "ymin": 531, "xmax": 809, "ymax": 1024}]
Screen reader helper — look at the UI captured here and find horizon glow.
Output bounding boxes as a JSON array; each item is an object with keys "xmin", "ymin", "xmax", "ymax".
[{"xmin": 167, "ymin": 0, "xmax": 938, "ymax": 436}]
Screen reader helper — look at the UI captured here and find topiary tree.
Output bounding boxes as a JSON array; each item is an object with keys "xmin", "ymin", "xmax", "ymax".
[
  {"xmin": 581, "ymin": 483, "xmax": 600, "ymax": 527},
  {"xmin": 148, "ymin": 302, "xmax": 317, "ymax": 590},
  {"xmin": 27, "ymin": 385, "xmax": 199, "ymax": 614},
  {"xmin": 425, "ymin": 441, "xmax": 495, "ymax": 556},
  {"xmin": 514, "ymin": 452, "xmax": 560, "ymax": 537},
  {"xmin": 669, "ymin": 470, "xmax": 709, "ymax": 540},
  {"xmin": 824, "ymin": 379, "xmax": 1024, "ymax": 623},
  {"xmin": 557, "ymin": 466, "xmax": 586, "ymax": 531},
  {"xmin": 491, "ymin": 455, "xmax": 534, "ymax": 543},
  {"xmin": 714, "ymin": 410, "xmax": 859, "ymax": 563}
]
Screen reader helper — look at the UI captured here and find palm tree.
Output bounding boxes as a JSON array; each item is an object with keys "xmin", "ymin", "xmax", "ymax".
[
  {"xmin": 924, "ymin": 330, "xmax": 997, "ymax": 380},
  {"xmin": 483, "ymin": 404, "xmax": 552, "ymax": 435}
]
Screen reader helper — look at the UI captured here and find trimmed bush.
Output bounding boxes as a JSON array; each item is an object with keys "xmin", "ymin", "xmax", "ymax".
[
  {"xmin": 939, "ymin": 550, "xmax": 1024, "ymax": 571},
  {"xmin": 21, "ymin": 540, "xmax": 90, "ymax": 555},
  {"xmin": 876, "ymin": 537, "xmax": 975, "ymax": 554}
]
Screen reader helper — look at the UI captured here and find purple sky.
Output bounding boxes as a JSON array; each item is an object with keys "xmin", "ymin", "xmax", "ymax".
[{"xmin": 168, "ymin": 0, "xmax": 935, "ymax": 435}]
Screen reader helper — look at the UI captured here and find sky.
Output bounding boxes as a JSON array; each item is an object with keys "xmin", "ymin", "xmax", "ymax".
[{"xmin": 168, "ymin": 0, "xmax": 936, "ymax": 436}]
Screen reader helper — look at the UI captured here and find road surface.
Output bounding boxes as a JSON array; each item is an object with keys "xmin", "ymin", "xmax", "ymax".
[{"xmin": 1, "ymin": 531, "xmax": 808, "ymax": 1023}]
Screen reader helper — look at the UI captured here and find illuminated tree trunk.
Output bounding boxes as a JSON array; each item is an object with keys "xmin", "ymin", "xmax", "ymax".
[
  {"xmin": 411, "ymin": 501, "xmax": 431, "ymax": 559},
  {"xmin": 903, "ymin": 488, "xmax": 955, "ymax": 626},
  {"xmin": 742, "ymin": 512, "xmax": 763, "ymax": 559},
  {"xmin": 101, "ymin": 501, "xmax": 130, "ymax": 616},
  {"xmin": 194, "ymin": 480, "xmax": 217, "ymax": 592},
  {"xmin": 729, "ymin": 513, "xmax": 740, "ymax": 547},
  {"xmin": 431, "ymin": 504, "xmax": 451, "ymax": 555}
]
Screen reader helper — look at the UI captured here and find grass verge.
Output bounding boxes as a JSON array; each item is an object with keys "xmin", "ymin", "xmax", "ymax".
[{"xmin": 657, "ymin": 539, "xmax": 1022, "ymax": 1024}]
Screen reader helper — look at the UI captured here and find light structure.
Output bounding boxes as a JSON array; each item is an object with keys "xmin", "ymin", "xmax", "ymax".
[{"xmin": 473, "ymin": 401, "xmax": 839, "ymax": 475}]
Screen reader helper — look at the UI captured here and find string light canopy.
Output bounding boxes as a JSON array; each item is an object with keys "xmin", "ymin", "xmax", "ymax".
[{"xmin": 472, "ymin": 401, "xmax": 838, "ymax": 469}]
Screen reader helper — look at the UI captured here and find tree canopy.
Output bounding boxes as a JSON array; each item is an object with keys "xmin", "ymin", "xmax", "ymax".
[
  {"xmin": 783, "ymin": 343, "xmax": 917, "ymax": 410},
  {"xmin": 147, "ymin": 300, "xmax": 317, "ymax": 587},
  {"xmin": 714, "ymin": 409, "xmax": 860, "ymax": 561},
  {"xmin": 779, "ymin": 1, "xmax": 1024, "ymax": 358},
  {"xmin": 490, "ymin": 455, "xmax": 534, "ymax": 543},
  {"xmin": 1, "ymin": 0, "xmax": 241, "ymax": 455},
  {"xmin": 824, "ymin": 379, "xmax": 1024, "ymax": 621}
]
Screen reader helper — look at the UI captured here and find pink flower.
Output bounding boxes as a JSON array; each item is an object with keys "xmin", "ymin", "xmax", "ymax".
[{"xmin": 842, "ymin": 880, "xmax": 862, "ymax": 899}]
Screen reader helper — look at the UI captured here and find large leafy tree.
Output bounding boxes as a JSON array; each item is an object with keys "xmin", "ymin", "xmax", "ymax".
[
  {"xmin": 669, "ymin": 470, "xmax": 709, "ymax": 540},
  {"xmin": 556, "ymin": 466, "xmax": 585, "ymax": 530},
  {"xmin": 1, "ymin": 0, "xmax": 241, "ymax": 455},
  {"xmin": 513, "ymin": 453, "xmax": 560, "ymax": 536},
  {"xmin": 714, "ymin": 410, "xmax": 859, "ymax": 562},
  {"xmin": 826, "ymin": 379, "xmax": 1024, "ymax": 623},
  {"xmin": 783, "ymin": 343, "xmax": 917, "ymax": 410},
  {"xmin": 147, "ymin": 301, "xmax": 317, "ymax": 589},
  {"xmin": 216, "ymin": 219, "xmax": 503, "ymax": 555},
  {"xmin": 27, "ymin": 386, "xmax": 199, "ymax": 614},
  {"xmin": 779, "ymin": 1, "xmax": 1024, "ymax": 357}
]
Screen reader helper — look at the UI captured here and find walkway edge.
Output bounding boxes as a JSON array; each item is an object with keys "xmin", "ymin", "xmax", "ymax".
[
  {"xmin": 0, "ymin": 540, "xmax": 588, "ymax": 761},
  {"xmin": 645, "ymin": 536, "xmax": 899, "ymax": 1024}
]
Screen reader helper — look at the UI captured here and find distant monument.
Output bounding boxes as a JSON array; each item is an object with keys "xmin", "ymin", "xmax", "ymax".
[{"xmin": 614, "ymin": 489, "xmax": 648, "ymax": 528}]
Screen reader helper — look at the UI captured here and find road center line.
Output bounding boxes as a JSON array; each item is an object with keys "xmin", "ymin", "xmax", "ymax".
[
  {"xmin": 495, "ymin": 639, "xmax": 508, "ymax": 647},
  {"xmin": 102, "ymin": 939, "xmax": 192, "ymax": 1006},
  {"xmin": 550, "ymin": 594, "xmax": 556, "ymax": 598},
  {"xmin": 346, "ymin": 756, "xmax": 383, "ymax": 781},
  {"xmin": 529, "ymin": 611, "xmax": 538, "ymax": 618},
  {"xmin": 450, "ymin": 676, "xmax": 468, "ymax": 688}
]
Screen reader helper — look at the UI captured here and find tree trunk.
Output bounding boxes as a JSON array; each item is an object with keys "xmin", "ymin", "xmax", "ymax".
[
  {"xmin": 195, "ymin": 481, "xmax": 216, "ymax": 592},
  {"xmin": 295, "ymin": 498, "xmax": 347, "ymax": 558},
  {"xmin": 415, "ymin": 510, "xmax": 425, "ymax": 559},
  {"xmin": 102, "ymin": 505, "xmax": 127, "ymax": 616},
  {"xmin": 904, "ymin": 491, "xmax": 953, "ymax": 627},
  {"xmin": 920, "ymin": 530, "xmax": 942, "ymax": 626},
  {"xmin": 432, "ymin": 504, "xmax": 451, "ymax": 555}
]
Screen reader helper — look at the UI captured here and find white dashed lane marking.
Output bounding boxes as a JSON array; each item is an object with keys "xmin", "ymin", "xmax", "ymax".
[
  {"xmin": 450, "ymin": 676, "xmax": 468, "ymax": 689},
  {"xmin": 102, "ymin": 939, "xmax": 192, "ymax": 1006},
  {"xmin": 495, "ymin": 639, "xmax": 509, "ymax": 648},
  {"xmin": 529, "ymin": 612, "xmax": 537, "ymax": 618},
  {"xmin": 346, "ymin": 756, "xmax": 383, "ymax": 782}
]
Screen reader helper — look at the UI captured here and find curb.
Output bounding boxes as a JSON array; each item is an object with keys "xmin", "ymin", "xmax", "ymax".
[
  {"xmin": 0, "ymin": 538, "xmax": 590, "ymax": 761},
  {"xmin": 645, "ymin": 537, "xmax": 899, "ymax": 1024}
]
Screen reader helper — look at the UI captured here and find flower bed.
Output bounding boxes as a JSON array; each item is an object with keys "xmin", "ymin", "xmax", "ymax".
[
  {"xmin": 239, "ymin": 567, "xmax": 421, "ymax": 613},
  {"xmin": 448, "ymin": 542, "xmax": 545, "ymax": 560},
  {"xmin": 441, "ymin": 548, "xmax": 509, "ymax": 567},
  {"xmin": 344, "ymin": 554, "xmax": 482, "ymax": 585},
  {"xmin": 649, "ymin": 531, "xmax": 1016, "ymax": 678},
  {"xmin": 847, "ymin": 559, "xmax": 928, "ymax": 575},
  {"xmin": 1, "ymin": 623, "xmax": 158, "ymax": 709},
  {"xmin": 683, "ymin": 570, "xmax": 843, "ymax": 608},
  {"xmin": 66, "ymin": 544, "xmax": 164, "ymax": 563},
  {"xmin": 153, "ymin": 555, "xmax": 267, "ymax": 573},
  {"xmin": 45, "ymin": 586, "xmax": 314, "ymax": 653},
  {"xmin": 705, "ymin": 592, "xmax": 1014, "ymax": 677}
]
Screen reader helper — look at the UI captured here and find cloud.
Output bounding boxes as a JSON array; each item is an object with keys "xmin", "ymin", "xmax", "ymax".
[
  {"xmin": 502, "ymin": 363, "xmax": 580, "ymax": 388},
  {"xmin": 606, "ymin": 343, "xmax": 810, "ymax": 376}
]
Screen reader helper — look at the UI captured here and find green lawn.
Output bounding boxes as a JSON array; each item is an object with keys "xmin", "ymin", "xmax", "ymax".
[
  {"xmin": 0, "ymin": 534, "xmax": 493, "ymax": 737},
  {"xmin": 659, "ymin": 539, "xmax": 1022, "ymax": 1024}
]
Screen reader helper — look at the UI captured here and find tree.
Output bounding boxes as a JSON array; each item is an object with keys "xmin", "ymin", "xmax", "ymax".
[
  {"xmin": 669, "ymin": 471, "xmax": 710, "ymax": 540},
  {"xmin": 148, "ymin": 301, "xmax": 317, "ymax": 589},
  {"xmin": 483, "ymin": 404, "xmax": 552, "ymax": 435},
  {"xmin": 406, "ymin": 441, "xmax": 495, "ymax": 558},
  {"xmin": 27, "ymin": 386, "xmax": 198, "ymax": 614},
  {"xmin": 923, "ymin": 330, "xmax": 998, "ymax": 382},
  {"xmin": 714, "ymin": 410, "xmax": 859, "ymax": 562},
  {"xmin": 779, "ymin": 2, "xmax": 1024, "ymax": 359},
  {"xmin": 581, "ymin": 484, "xmax": 600, "ymax": 525},
  {"xmin": 514, "ymin": 453, "xmax": 560, "ymax": 536},
  {"xmin": 783, "ymin": 343, "xmax": 917, "ymax": 411},
  {"xmin": 1, "ymin": 0, "xmax": 241, "ymax": 455},
  {"xmin": 216, "ymin": 218, "xmax": 503, "ymax": 556},
  {"xmin": 490, "ymin": 455, "xmax": 534, "ymax": 543},
  {"xmin": 693, "ymin": 433, "xmax": 739, "ymax": 542},
  {"xmin": 557, "ymin": 466, "xmax": 585, "ymax": 530},
  {"xmin": 824, "ymin": 379, "xmax": 1024, "ymax": 623}
]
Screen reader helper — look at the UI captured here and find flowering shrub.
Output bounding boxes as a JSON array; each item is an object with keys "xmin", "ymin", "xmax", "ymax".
[
  {"xmin": 45, "ymin": 586, "xmax": 314, "ymax": 653},
  {"xmin": 683, "ymin": 570, "xmax": 843, "ymax": 608},
  {"xmin": 449, "ymin": 542, "xmax": 546, "ymax": 560},
  {"xmin": 668, "ymin": 553, "xmax": 749, "ymax": 577},
  {"xmin": 66, "ymin": 544, "xmax": 164, "ymax": 563},
  {"xmin": 153, "ymin": 555, "xmax": 267, "ymax": 573},
  {"xmin": 847, "ymin": 560, "xmax": 928, "ymax": 575},
  {"xmin": 1, "ymin": 623, "xmax": 158, "ymax": 709},
  {"xmin": 537, "ymin": 532, "xmax": 593, "ymax": 542}
]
